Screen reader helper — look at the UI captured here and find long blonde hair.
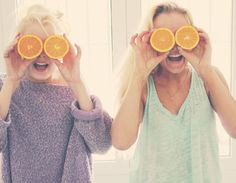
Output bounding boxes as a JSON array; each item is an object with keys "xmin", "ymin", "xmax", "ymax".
[{"xmin": 114, "ymin": 2, "xmax": 193, "ymax": 105}]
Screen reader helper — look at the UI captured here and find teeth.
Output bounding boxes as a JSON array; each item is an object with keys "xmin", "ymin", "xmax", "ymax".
[
  {"xmin": 35, "ymin": 63, "xmax": 48, "ymax": 66},
  {"xmin": 168, "ymin": 54, "xmax": 181, "ymax": 58}
]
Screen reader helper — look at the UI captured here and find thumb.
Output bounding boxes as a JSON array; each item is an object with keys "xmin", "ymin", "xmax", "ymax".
[
  {"xmin": 178, "ymin": 47, "xmax": 199, "ymax": 66},
  {"xmin": 156, "ymin": 52, "xmax": 169, "ymax": 62},
  {"xmin": 52, "ymin": 59, "xmax": 63, "ymax": 70},
  {"xmin": 148, "ymin": 52, "xmax": 168, "ymax": 71}
]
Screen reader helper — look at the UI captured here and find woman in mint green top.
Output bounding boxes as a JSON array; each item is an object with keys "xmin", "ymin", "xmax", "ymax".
[{"xmin": 112, "ymin": 2, "xmax": 236, "ymax": 183}]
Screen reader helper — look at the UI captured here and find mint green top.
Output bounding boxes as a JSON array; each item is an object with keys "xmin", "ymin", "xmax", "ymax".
[{"xmin": 130, "ymin": 69, "xmax": 221, "ymax": 183}]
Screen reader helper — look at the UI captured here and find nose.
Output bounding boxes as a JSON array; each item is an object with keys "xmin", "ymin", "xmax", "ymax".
[
  {"xmin": 170, "ymin": 44, "xmax": 178, "ymax": 51},
  {"xmin": 38, "ymin": 52, "xmax": 47, "ymax": 59}
]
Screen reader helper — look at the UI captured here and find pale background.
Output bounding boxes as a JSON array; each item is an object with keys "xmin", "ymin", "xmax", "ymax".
[{"xmin": 0, "ymin": 0, "xmax": 235, "ymax": 182}]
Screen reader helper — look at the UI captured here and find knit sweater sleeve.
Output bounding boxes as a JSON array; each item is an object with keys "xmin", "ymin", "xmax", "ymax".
[
  {"xmin": 0, "ymin": 75, "xmax": 11, "ymax": 152},
  {"xmin": 70, "ymin": 95, "xmax": 112, "ymax": 154}
]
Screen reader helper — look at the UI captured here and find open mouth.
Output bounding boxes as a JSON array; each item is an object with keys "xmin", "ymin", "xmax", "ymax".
[
  {"xmin": 33, "ymin": 62, "xmax": 49, "ymax": 71},
  {"xmin": 167, "ymin": 54, "xmax": 183, "ymax": 61}
]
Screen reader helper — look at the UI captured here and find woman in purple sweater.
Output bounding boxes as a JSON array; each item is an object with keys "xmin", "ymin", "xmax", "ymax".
[{"xmin": 0, "ymin": 5, "xmax": 112, "ymax": 183}]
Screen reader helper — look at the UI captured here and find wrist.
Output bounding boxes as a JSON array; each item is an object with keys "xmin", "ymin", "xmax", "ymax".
[
  {"xmin": 198, "ymin": 65, "xmax": 215, "ymax": 80},
  {"xmin": 4, "ymin": 78, "xmax": 19, "ymax": 92},
  {"xmin": 132, "ymin": 69, "xmax": 148, "ymax": 88},
  {"xmin": 198, "ymin": 66, "xmax": 219, "ymax": 88},
  {"xmin": 68, "ymin": 79, "xmax": 85, "ymax": 94}
]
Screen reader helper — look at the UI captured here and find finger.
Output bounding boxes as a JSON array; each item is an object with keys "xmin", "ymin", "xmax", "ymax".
[
  {"xmin": 136, "ymin": 31, "xmax": 150, "ymax": 47},
  {"xmin": 199, "ymin": 32, "xmax": 210, "ymax": 44},
  {"xmin": 130, "ymin": 33, "xmax": 138, "ymax": 49},
  {"xmin": 149, "ymin": 52, "xmax": 169, "ymax": 68},
  {"xmin": 21, "ymin": 60, "xmax": 31, "ymax": 68},
  {"xmin": 199, "ymin": 33, "xmax": 212, "ymax": 53},
  {"xmin": 143, "ymin": 32, "xmax": 152, "ymax": 43},
  {"xmin": 155, "ymin": 52, "xmax": 169, "ymax": 63},
  {"xmin": 135, "ymin": 34, "xmax": 142, "ymax": 47},
  {"xmin": 52, "ymin": 59, "xmax": 63, "ymax": 69},
  {"xmin": 196, "ymin": 27, "xmax": 206, "ymax": 33},
  {"xmin": 139, "ymin": 31, "xmax": 149, "ymax": 39},
  {"xmin": 178, "ymin": 47, "xmax": 200, "ymax": 65},
  {"xmin": 74, "ymin": 44, "xmax": 81, "ymax": 60},
  {"xmin": 4, "ymin": 46, "xmax": 17, "ymax": 59}
]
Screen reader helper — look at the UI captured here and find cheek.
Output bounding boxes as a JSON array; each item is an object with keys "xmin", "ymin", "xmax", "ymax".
[{"xmin": 49, "ymin": 63, "xmax": 57, "ymax": 71}]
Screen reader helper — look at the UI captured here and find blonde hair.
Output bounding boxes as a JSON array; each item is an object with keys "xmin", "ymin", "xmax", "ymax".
[
  {"xmin": 17, "ymin": 4, "xmax": 68, "ymax": 35},
  {"xmin": 16, "ymin": 4, "xmax": 69, "ymax": 84},
  {"xmin": 114, "ymin": 2, "xmax": 193, "ymax": 106}
]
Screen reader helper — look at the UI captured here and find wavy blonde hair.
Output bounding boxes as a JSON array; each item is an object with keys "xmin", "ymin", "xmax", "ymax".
[
  {"xmin": 114, "ymin": 2, "xmax": 193, "ymax": 106},
  {"xmin": 16, "ymin": 4, "xmax": 69, "ymax": 83},
  {"xmin": 17, "ymin": 4, "xmax": 68, "ymax": 35}
]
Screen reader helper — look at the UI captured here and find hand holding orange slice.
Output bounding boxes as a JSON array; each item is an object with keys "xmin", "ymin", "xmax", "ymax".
[
  {"xmin": 17, "ymin": 34, "xmax": 43, "ymax": 60},
  {"xmin": 150, "ymin": 28, "xmax": 175, "ymax": 52},
  {"xmin": 175, "ymin": 25, "xmax": 199, "ymax": 50},
  {"xmin": 44, "ymin": 35, "xmax": 69, "ymax": 59}
]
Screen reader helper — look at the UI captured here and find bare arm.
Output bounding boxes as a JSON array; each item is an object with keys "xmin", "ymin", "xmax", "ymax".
[
  {"xmin": 179, "ymin": 28, "xmax": 236, "ymax": 138},
  {"xmin": 203, "ymin": 66, "xmax": 236, "ymax": 138},
  {"xmin": 112, "ymin": 72, "xmax": 145, "ymax": 150},
  {"xmin": 0, "ymin": 79, "xmax": 18, "ymax": 120},
  {"xmin": 53, "ymin": 40, "xmax": 93, "ymax": 111},
  {"xmin": 112, "ymin": 32, "xmax": 168, "ymax": 150},
  {"xmin": 68, "ymin": 79, "xmax": 93, "ymax": 111}
]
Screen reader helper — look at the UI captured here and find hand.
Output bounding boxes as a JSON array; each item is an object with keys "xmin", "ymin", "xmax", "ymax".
[
  {"xmin": 130, "ymin": 31, "xmax": 168, "ymax": 81},
  {"xmin": 3, "ymin": 34, "xmax": 31, "ymax": 85},
  {"xmin": 53, "ymin": 35, "xmax": 82, "ymax": 86},
  {"xmin": 178, "ymin": 28, "xmax": 212, "ymax": 77}
]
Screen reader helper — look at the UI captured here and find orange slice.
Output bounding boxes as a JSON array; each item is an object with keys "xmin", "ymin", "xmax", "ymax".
[
  {"xmin": 17, "ymin": 34, "xmax": 43, "ymax": 60},
  {"xmin": 150, "ymin": 28, "xmax": 175, "ymax": 52},
  {"xmin": 175, "ymin": 25, "xmax": 199, "ymax": 50},
  {"xmin": 44, "ymin": 35, "xmax": 69, "ymax": 59}
]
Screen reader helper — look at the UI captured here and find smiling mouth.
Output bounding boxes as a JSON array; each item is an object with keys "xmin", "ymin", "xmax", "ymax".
[
  {"xmin": 33, "ymin": 63, "xmax": 49, "ymax": 70},
  {"xmin": 167, "ymin": 54, "xmax": 183, "ymax": 61}
]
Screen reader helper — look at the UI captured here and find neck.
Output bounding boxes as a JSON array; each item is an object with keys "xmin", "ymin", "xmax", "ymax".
[
  {"xmin": 156, "ymin": 66, "xmax": 190, "ymax": 84},
  {"xmin": 25, "ymin": 74, "xmax": 66, "ymax": 85}
]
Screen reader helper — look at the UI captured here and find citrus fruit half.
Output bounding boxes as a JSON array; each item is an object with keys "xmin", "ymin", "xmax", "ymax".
[
  {"xmin": 150, "ymin": 28, "xmax": 175, "ymax": 52},
  {"xmin": 175, "ymin": 25, "xmax": 199, "ymax": 50},
  {"xmin": 44, "ymin": 35, "xmax": 69, "ymax": 59},
  {"xmin": 17, "ymin": 34, "xmax": 43, "ymax": 60}
]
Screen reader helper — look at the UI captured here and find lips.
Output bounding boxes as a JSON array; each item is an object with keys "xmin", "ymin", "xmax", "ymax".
[
  {"xmin": 167, "ymin": 54, "xmax": 183, "ymax": 61},
  {"xmin": 33, "ymin": 62, "xmax": 49, "ymax": 71}
]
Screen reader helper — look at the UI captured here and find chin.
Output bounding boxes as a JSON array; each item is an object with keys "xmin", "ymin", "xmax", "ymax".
[
  {"xmin": 28, "ymin": 74, "xmax": 53, "ymax": 83},
  {"xmin": 162, "ymin": 57, "xmax": 188, "ymax": 74},
  {"xmin": 26, "ymin": 70, "xmax": 53, "ymax": 83},
  {"xmin": 26, "ymin": 64, "xmax": 56, "ymax": 83}
]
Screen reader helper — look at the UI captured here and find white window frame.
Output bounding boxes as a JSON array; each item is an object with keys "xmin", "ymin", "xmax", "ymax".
[{"xmin": 220, "ymin": 0, "xmax": 236, "ymax": 182}]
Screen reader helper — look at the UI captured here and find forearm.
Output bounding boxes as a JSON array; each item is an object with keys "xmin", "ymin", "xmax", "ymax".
[
  {"xmin": 71, "ymin": 96, "xmax": 112, "ymax": 153},
  {"xmin": 112, "ymin": 72, "xmax": 145, "ymax": 150},
  {"xmin": 201, "ymin": 67, "xmax": 236, "ymax": 137},
  {"xmin": 68, "ymin": 79, "xmax": 93, "ymax": 111},
  {"xmin": 0, "ymin": 79, "xmax": 18, "ymax": 120}
]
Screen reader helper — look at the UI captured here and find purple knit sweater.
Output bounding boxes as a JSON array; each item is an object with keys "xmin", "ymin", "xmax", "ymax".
[{"xmin": 0, "ymin": 76, "xmax": 112, "ymax": 183}]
